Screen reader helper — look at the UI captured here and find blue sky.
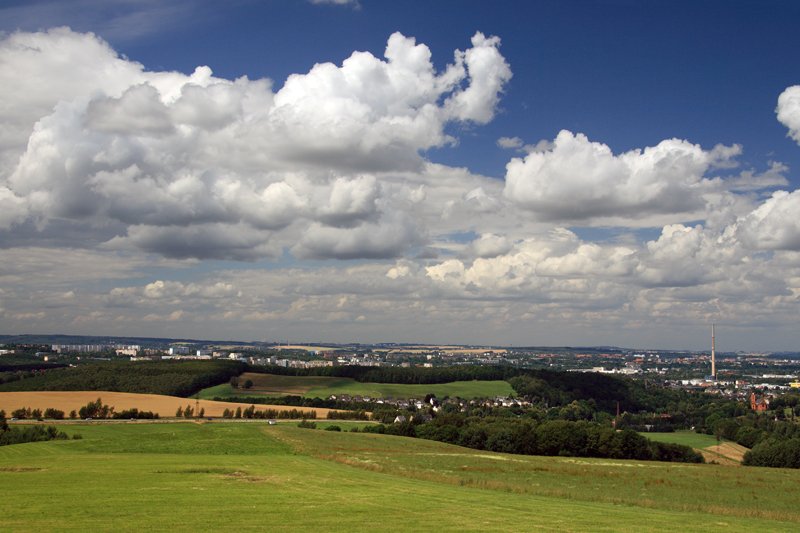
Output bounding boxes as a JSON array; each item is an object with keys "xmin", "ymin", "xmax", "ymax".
[{"xmin": 1, "ymin": 0, "xmax": 799, "ymax": 350}]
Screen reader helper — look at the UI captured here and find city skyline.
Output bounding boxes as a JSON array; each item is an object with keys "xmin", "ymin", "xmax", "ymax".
[{"xmin": 1, "ymin": 1, "xmax": 800, "ymax": 350}]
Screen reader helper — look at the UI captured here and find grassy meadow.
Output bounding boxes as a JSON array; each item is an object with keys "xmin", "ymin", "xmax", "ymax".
[
  {"xmin": 198, "ymin": 372, "xmax": 514, "ymax": 400},
  {"xmin": 642, "ymin": 431, "xmax": 749, "ymax": 465},
  {"xmin": 1, "ymin": 422, "xmax": 799, "ymax": 531},
  {"xmin": 642, "ymin": 431, "xmax": 722, "ymax": 449}
]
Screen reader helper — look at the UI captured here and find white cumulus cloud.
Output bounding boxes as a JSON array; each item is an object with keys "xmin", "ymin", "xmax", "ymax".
[
  {"xmin": 735, "ymin": 190, "xmax": 800, "ymax": 251},
  {"xmin": 777, "ymin": 84, "xmax": 800, "ymax": 144},
  {"xmin": 503, "ymin": 130, "xmax": 741, "ymax": 222},
  {"xmin": 0, "ymin": 28, "xmax": 512, "ymax": 260}
]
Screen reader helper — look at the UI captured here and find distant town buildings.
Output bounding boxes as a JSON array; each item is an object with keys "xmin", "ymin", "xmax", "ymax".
[{"xmin": 52, "ymin": 344, "xmax": 140, "ymax": 354}]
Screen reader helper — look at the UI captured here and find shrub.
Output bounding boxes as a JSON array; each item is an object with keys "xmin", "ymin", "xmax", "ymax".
[{"xmin": 297, "ymin": 419, "xmax": 317, "ymax": 429}]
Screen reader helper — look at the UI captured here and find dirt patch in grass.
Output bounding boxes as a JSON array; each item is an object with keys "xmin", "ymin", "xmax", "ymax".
[
  {"xmin": 221, "ymin": 471, "xmax": 266, "ymax": 483},
  {"xmin": 156, "ymin": 468, "xmax": 238, "ymax": 475}
]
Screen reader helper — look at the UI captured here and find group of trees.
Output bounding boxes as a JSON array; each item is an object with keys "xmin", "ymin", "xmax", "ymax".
[
  {"xmin": 508, "ymin": 371, "xmax": 688, "ymax": 414},
  {"xmin": 78, "ymin": 398, "xmax": 114, "ymax": 419},
  {"xmin": 9, "ymin": 407, "xmax": 67, "ymax": 420},
  {"xmin": 326, "ymin": 410, "xmax": 369, "ymax": 420},
  {"xmin": 0, "ymin": 410, "xmax": 72, "ymax": 446},
  {"xmin": 354, "ymin": 413, "xmax": 702, "ymax": 464},
  {"xmin": 175, "ymin": 404, "xmax": 205, "ymax": 418},
  {"xmin": 229, "ymin": 376, "xmax": 253, "ymax": 389},
  {"xmin": 0, "ymin": 360, "xmax": 246, "ymax": 397},
  {"xmin": 113, "ymin": 408, "xmax": 159, "ymax": 419},
  {"xmin": 743, "ymin": 438, "xmax": 800, "ymax": 468},
  {"xmin": 296, "ymin": 420, "xmax": 344, "ymax": 432}
]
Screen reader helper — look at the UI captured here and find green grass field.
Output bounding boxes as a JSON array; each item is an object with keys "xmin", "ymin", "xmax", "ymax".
[
  {"xmin": 1, "ymin": 422, "xmax": 799, "ymax": 531},
  {"xmin": 198, "ymin": 373, "xmax": 514, "ymax": 400},
  {"xmin": 642, "ymin": 431, "xmax": 723, "ymax": 449}
]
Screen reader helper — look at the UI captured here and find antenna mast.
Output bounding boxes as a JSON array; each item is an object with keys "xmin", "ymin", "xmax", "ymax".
[{"xmin": 711, "ymin": 324, "xmax": 716, "ymax": 380}]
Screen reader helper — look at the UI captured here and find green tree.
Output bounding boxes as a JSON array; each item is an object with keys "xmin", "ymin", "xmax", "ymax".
[
  {"xmin": 79, "ymin": 398, "xmax": 110, "ymax": 419},
  {"xmin": 44, "ymin": 408, "xmax": 65, "ymax": 420},
  {"xmin": 744, "ymin": 438, "xmax": 800, "ymax": 468}
]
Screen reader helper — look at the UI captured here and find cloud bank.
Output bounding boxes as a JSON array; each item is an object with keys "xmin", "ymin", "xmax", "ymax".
[{"xmin": 1, "ymin": 28, "xmax": 799, "ymax": 349}]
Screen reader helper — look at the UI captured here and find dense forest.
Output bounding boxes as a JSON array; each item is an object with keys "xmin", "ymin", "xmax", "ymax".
[{"xmin": 0, "ymin": 360, "xmax": 246, "ymax": 397}]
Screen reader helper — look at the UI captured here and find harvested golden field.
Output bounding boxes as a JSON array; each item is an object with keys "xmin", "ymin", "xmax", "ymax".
[
  {"xmin": 0, "ymin": 391, "xmax": 337, "ymax": 418},
  {"xmin": 700, "ymin": 442, "xmax": 748, "ymax": 465}
]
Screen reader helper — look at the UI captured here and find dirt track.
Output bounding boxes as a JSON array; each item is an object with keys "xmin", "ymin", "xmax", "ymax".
[{"xmin": 0, "ymin": 391, "xmax": 337, "ymax": 418}]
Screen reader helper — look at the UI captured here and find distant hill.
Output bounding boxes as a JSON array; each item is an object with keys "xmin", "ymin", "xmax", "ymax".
[{"xmin": 0, "ymin": 334, "xmax": 260, "ymax": 348}]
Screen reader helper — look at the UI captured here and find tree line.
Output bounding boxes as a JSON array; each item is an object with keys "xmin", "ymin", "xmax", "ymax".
[
  {"xmin": 219, "ymin": 406, "xmax": 317, "ymax": 419},
  {"xmin": 9, "ymin": 399, "xmax": 159, "ymax": 420}
]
